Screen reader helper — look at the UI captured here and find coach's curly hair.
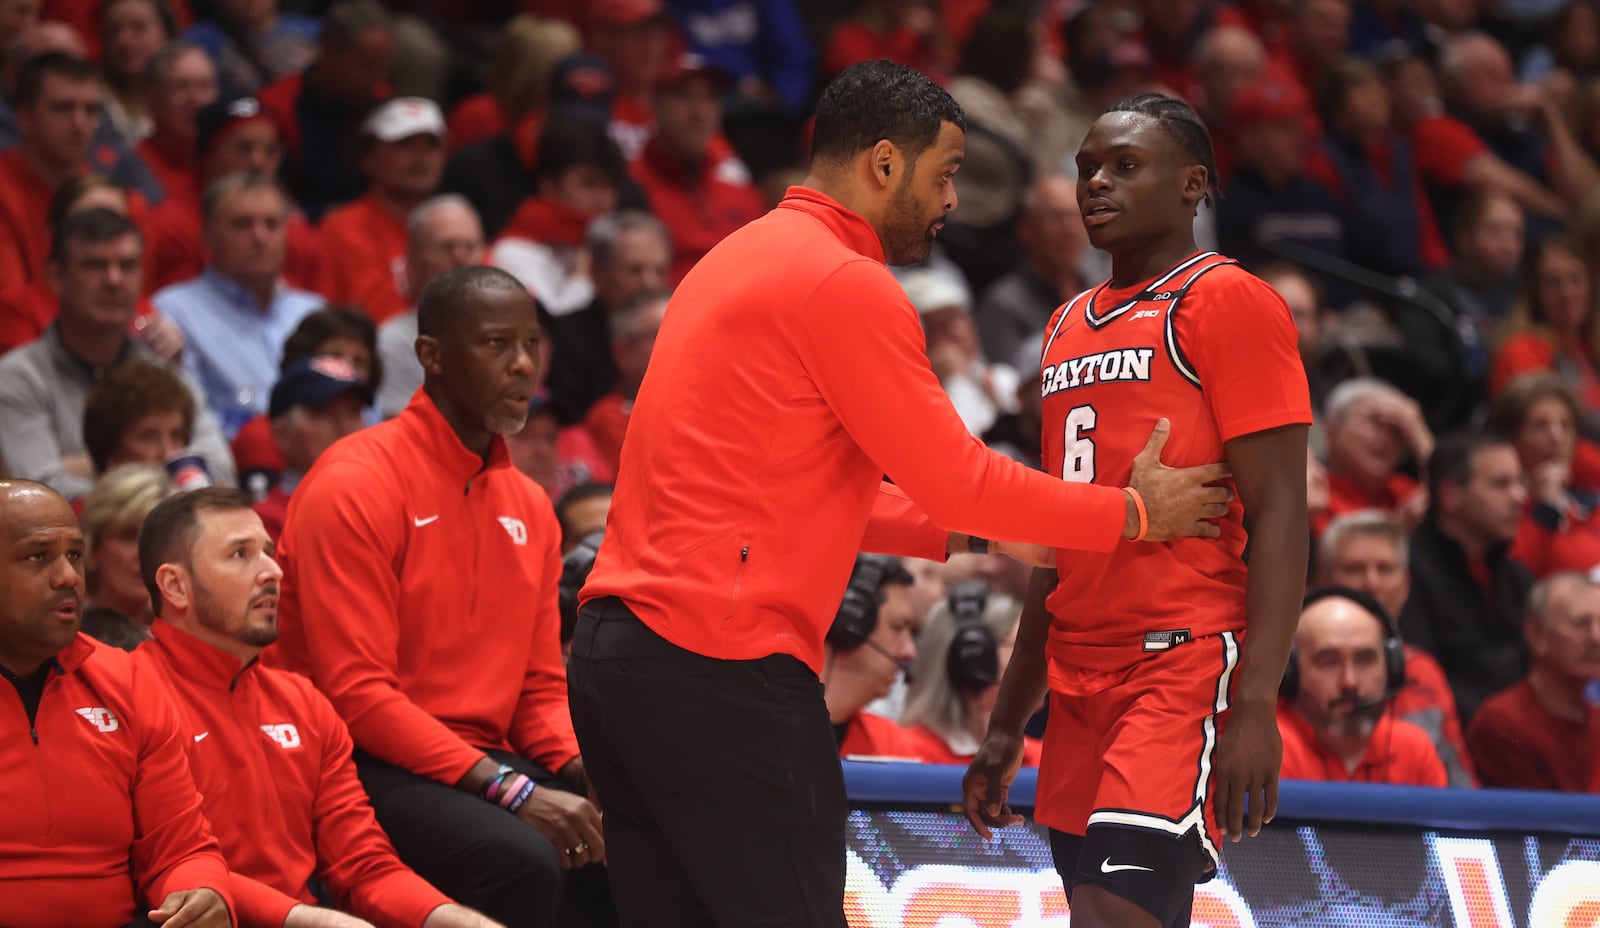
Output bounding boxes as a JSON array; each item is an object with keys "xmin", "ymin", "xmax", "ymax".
[
  {"xmin": 810, "ymin": 60, "xmax": 966, "ymax": 166},
  {"xmin": 1104, "ymin": 92, "xmax": 1221, "ymax": 208}
]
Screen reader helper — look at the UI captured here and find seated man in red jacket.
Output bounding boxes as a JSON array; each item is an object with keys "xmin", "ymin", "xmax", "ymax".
[
  {"xmin": 267, "ymin": 266, "xmax": 611, "ymax": 928},
  {"xmin": 134, "ymin": 487, "xmax": 498, "ymax": 928},
  {"xmin": 1468, "ymin": 571, "xmax": 1600, "ymax": 792},
  {"xmin": 0, "ymin": 479, "xmax": 233, "ymax": 928},
  {"xmin": 1278, "ymin": 587, "xmax": 1449, "ymax": 786}
]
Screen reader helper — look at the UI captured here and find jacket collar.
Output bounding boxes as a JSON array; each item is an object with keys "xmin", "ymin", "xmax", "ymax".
[
  {"xmin": 775, "ymin": 186, "xmax": 886, "ymax": 264},
  {"xmin": 150, "ymin": 619, "xmax": 254, "ymax": 690},
  {"xmin": 397, "ymin": 389, "xmax": 513, "ymax": 487}
]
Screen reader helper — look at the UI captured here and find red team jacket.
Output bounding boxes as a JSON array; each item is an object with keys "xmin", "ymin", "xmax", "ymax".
[
  {"xmin": 581, "ymin": 187, "xmax": 1130, "ymax": 673},
  {"xmin": 1038, "ymin": 253, "xmax": 1313, "ymax": 674},
  {"xmin": 0, "ymin": 634, "xmax": 236, "ymax": 928},
  {"xmin": 139, "ymin": 621, "xmax": 452, "ymax": 927},
  {"xmin": 269, "ymin": 390, "xmax": 580, "ymax": 784}
]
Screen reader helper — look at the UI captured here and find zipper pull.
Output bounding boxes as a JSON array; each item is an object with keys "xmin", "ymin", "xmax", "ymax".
[{"xmin": 740, "ymin": 546, "xmax": 749, "ymax": 562}]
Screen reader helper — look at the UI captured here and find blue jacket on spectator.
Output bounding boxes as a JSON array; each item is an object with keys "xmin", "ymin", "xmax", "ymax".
[{"xmin": 667, "ymin": 0, "xmax": 814, "ymax": 112}]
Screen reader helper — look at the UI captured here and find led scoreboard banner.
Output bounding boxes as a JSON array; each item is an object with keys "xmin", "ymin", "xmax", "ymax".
[{"xmin": 841, "ymin": 762, "xmax": 1600, "ymax": 928}]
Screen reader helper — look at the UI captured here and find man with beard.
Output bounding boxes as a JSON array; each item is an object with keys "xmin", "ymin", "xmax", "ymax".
[
  {"xmin": 135, "ymin": 487, "xmax": 497, "ymax": 928},
  {"xmin": 570, "ymin": 60, "xmax": 1235, "ymax": 926},
  {"xmin": 267, "ymin": 266, "xmax": 612, "ymax": 928},
  {"xmin": 0, "ymin": 480, "xmax": 233, "ymax": 928},
  {"xmin": 1278, "ymin": 587, "xmax": 1447, "ymax": 786},
  {"xmin": 1468, "ymin": 571, "xmax": 1600, "ymax": 792}
]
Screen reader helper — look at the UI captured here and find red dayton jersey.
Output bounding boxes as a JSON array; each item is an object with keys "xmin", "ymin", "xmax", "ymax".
[{"xmin": 1039, "ymin": 252, "xmax": 1312, "ymax": 672}]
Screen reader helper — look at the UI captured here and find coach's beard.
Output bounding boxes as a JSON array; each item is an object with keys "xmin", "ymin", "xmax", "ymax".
[{"xmin": 485, "ymin": 409, "xmax": 529, "ymax": 435}]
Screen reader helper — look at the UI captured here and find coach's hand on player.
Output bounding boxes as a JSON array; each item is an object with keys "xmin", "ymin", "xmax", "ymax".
[
  {"xmin": 962, "ymin": 731, "xmax": 1028, "ymax": 839},
  {"xmin": 516, "ymin": 787, "xmax": 606, "ymax": 870},
  {"xmin": 1127, "ymin": 418, "xmax": 1233, "ymax": 541},
  {"xmin": 1212, "ymin": 701, "xmax": 1282, "ymax": 843}
]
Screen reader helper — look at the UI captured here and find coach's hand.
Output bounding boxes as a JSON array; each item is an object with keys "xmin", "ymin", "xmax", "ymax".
[
  {"xmin": 1212, "ymin": 701, "xmax": 1281, "ymax": 843},
  {"xmin": 516, "ymin": 788, "xmax": 606, "ymax": 870},
  {"xmin": 962, "ymin": 731, "xmax": 1027, "ymax": 839},
  {"xmin": 1127, "ymin": 419, "xmax": 1233, "ymax": 541},
  {"xmin": 148, "ymin": 888, "xmax": 230, "ymax": 928}
]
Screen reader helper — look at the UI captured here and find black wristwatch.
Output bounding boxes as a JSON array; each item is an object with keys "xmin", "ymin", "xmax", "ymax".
[{"xmin": 968, "ymin": 535, "xmax": 990, "ymax": 555}]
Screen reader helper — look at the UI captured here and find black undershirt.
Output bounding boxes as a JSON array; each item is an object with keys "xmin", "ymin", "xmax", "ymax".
[{"xmin": 1, "ymin": 662, "xmax": 54, "ymax": 730}]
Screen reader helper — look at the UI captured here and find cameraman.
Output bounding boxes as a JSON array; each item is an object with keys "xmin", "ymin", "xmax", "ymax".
[{"xmin": 823, "ymin": 555, "xmax": 928, "ymax": 760}]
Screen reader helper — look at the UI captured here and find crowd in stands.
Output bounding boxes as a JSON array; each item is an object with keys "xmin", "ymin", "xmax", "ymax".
[{"xmin": 3, "ymin": 0, "xmax": 1600, "ymax": 924}]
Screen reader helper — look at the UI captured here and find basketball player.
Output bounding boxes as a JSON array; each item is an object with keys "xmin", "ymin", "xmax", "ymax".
[{"xmin": 964, "ymin": 93, "xmax": 1313, "ymax": 928}]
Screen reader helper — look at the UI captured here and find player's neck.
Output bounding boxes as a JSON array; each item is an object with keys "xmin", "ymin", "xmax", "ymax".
[
  {"xmin": 1526, "ymin": 663, "xmax": 1590, "ymax": 723},
  {"xmin": 1108, "ymin": 237, "xmax": 1198, "ymax": 290}
]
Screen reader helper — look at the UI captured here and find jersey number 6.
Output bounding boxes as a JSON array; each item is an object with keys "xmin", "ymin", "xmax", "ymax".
[{"xmin": 1063, "ymin": 404, "xmax": 1096, "ymax": 483}]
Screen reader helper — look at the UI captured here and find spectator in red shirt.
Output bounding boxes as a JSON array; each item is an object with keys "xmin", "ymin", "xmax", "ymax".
[
  {"xmin": 900, "ymin": 580, "xmax": 1044, "ymax": 767},
  {"xmin": 1306, "ymin": 56, "xmax": 1450, "ymax": 277},
  {"xmin": 1490, "ymin": 373, "xmax": 1600, "ymax": 575},
  {"xmin": 822, "ymin": 0, "xmax": 953, "ymax": 82},
  {"xmin": 1278, "ymin": 587, "xmax": 1450, "ymax": 786},
  {"xmin": 491, "ymin": 118, "xmax": 625, "ymax": 317},
  {"xmin": 630, "ymin": 52, "xmax": 764, "ymax": 283},
  {"xmin": 824, "ymin": 554, "xmax": 929, "ymax": 761},
  {"xmin": 79, "ymin": 463, "xmax": 174, "ymax": 634},
  {"xmin": 0, "ymin": 479, "xmax": 234, "ymax": 928},
  {"xmin": 0, "ymin": 53, "xmax": 100, "ymax": 290},
  {"xmin": 1317, "ymin": 509, "xmax": 1478, "ymax": 785},
  {"xmin": 256, "ymin": 0, "xmax": 395, "ymax": 222},
  {"xmin": 143, "ymin": 94, "xmax": 321, "ymax": 293},
  {"xmin": 136, "ymin": 488, "xmax": 500, "ymax": 927},
  {"xmin": 99, "ymin": 0, "xmax": 176, "ymax": 143},
  {"xmin": 1492, "ymin": 236, "xmax": 1600, "ymax": 413},
  {"xmin": 582, "ymin": 287, "xmax": 664, "ymax": 472},
  {"xmin": 318, "ymin": 97, "xmax": 447, "ymax": 325},
  {"xmin": 252, "ymin": 354, "xmax": 370, "ymax": 540},
  {"xmin": 135, "ymin": 41, "xmax": 219, "ymax": 202},
  {"xmin": 1468, "ymin": 570, "xmax": 1600, "ymax": 790},
  {"xmin": 507, "ymin": 395, "xmax": 615, "ymax": 500},
  {"xmin": 589, "ymin": 0, "xmax": 675, "ymax": 162},
  {"xmin": 1319, "ymin": 377, "xmax": 1435, "ymax": 536}
]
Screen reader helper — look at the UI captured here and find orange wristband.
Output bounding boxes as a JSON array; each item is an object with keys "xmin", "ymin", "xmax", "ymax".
[{"xmin": 1126, "ymin": 487, "xmax": 1148, "ymax": 542}]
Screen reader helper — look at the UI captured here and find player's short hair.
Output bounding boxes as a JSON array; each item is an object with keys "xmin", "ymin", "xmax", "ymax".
[
  {"xmin": 82, "ymin": 361, "xmax": 196, "ymax": 474},
  {"xmin": 1103, "ymin": 92, "xmax": 1220, "ymax": 207},
  {"xmin": 810, "ymin": 60, "xmax": 965, "ymax": 167},
  {"xmin": 138, "ymin": 487, "xmax": 256, "ymax": 618},
  {"xmin": 416, "ymin": 264, "xmax": 529, "ymax": 338},
  {"xmin": 1323, "ymin": 377, "xmax": 1402, "ymax": 428},
  {"xmin": 1318, "ymin": 509, "xmax": 1409, "ymax": 579},
  {"xmin": 1485, "ymin": 372, "xmax": 1582, "ymax": 442}
]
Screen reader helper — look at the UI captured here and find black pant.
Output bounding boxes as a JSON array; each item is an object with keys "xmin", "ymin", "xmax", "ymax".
[
  {"xmin": 354, "ymin": 749, "xmax": 617, "ymax": 928},
  {"xmin": 567, "ymin": 598, "xmax": 848, "ymax": 927}
]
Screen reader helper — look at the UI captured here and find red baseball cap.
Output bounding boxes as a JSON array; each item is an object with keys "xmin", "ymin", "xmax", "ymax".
[
  {"xmin": 591, "ymin": 0, "xmax": 669, "ymax": 28},
  {"xmin": 656, "ymin": 52, "xmax": 729, "ymax": 91},
  {"xmin": 1230, "ymin": 72, "xmax": 1312, "ymax": 129}
]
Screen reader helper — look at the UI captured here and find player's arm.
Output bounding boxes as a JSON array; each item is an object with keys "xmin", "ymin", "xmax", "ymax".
[
  {"xmin": 962, "ymin": 566, "xmax": 1058, "ymax": 838},
  {"xmin": 1213, "ymin": 423, "xmax": 1308, "ymax": 843},
  {"xmin": 793, "ymin": 263, "xmax": 1229, "ymax": 551}
]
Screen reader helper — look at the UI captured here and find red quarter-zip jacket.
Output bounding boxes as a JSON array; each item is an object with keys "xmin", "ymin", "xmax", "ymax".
[
  {"xmin": 268, "ymin": 390, "xmax": 579, "ymax": 784},
  {"xmin": 0, "ymin": 634, "xmax": 235, "ymax": 928},
  {"xmin": 139, "ymin": 621, "xmax": 452, "ymax": 927},
  {"xmin": 581, "ymin": 187, "xmax": 1128, "ymax": 673}
]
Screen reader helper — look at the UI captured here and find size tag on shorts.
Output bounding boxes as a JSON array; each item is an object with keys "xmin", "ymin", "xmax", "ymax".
[{"xmin": 1142, "ymin": 629, "xmax": 1192, "ymax": 652}]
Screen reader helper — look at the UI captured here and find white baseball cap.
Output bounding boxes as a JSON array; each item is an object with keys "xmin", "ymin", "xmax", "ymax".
[{"xmin": 363, "ymin": 97, "xmax": 446, "ymax": 142}]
